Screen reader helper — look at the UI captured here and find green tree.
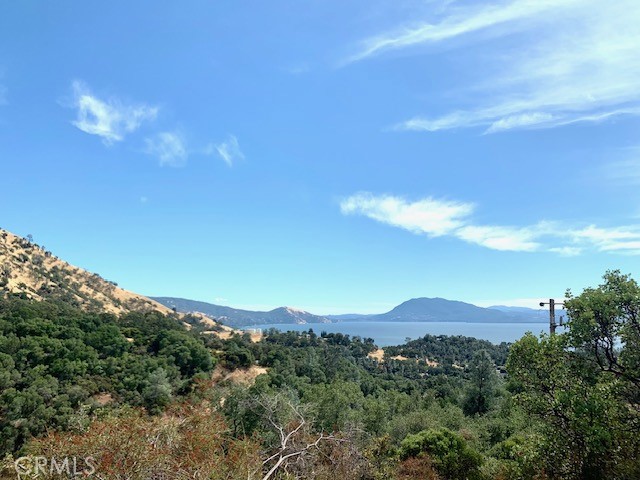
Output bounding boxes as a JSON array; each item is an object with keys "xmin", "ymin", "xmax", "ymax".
[
  {"xmin": 463, "ymin": 349, "xmax": 497, "ymax": 416},
  {"xmin": 507, "ymin": 270, "xmax": 640, "ymax": 479},
  {"xmin": 564, "ymin": 270, "xmax": 640, "ymax": 406},
  {"xmin": 142, "ymin": 368, "xmax": 172, "ymax": 414},
  {"xmin": 399, "ymin": 427, "xmax": 483, "ymax": 480},
  {"xmin": 152, "ymin": 330, "xmax": 214, "ymax": 376},
  {"xmin": 304, "ymin": 381, "xmax": 365, "ymax": 431}
]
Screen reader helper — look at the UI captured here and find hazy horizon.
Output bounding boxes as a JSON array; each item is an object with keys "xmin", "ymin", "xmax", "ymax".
[{"xmin": 151, "ymin": 293, "xmax": 554, "ymax": 316}]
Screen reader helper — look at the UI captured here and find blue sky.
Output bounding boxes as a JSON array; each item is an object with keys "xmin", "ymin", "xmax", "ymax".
[{"xmin": 1, "ymin": 0, "xmax": 639, "ymax": 314}]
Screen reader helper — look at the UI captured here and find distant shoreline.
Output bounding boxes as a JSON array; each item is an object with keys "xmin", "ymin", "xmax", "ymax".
[{"xmin": 239, "ymin": 320, "xmax": 555, "ymax": 346}]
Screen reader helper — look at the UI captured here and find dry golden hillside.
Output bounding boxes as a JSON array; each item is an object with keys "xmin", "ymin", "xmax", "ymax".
[
  {"xmin": 0, "ymin": 228, "xmax": 179, "ymax": 316},
  {"xmin": 0, "ymin": 228, "xmax": 256, "ymax": 341}
]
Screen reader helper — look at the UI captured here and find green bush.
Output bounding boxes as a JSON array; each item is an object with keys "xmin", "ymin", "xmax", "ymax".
[{"xmin": 400, "ymin": 427, "xmax": 483, "ymax": 480}]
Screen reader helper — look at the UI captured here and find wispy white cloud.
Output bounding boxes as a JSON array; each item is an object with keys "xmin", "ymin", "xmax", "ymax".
[
  {"xmin": 399, "ymin": 107, "xmax": 640, "ymax": 135},
  {"xmin": 484, "ymin": 112, "xmax": 556, "ymax": 134},
  {"xmin": 346, "ymin": 0, "xmax": 571, "ymax": 63},
  {"xmin": 209, "ymin": 135, "xmax": 244, "ymax": 167},
  {"xmin": 398, "ymin": 106, "xmax": 640, "ymax": 134},
  {"xmin": 144, "ymin": 131, "xmax": 188, "ymax": 167},
  {"xmin": 340, "ymin": 192, "xmax": 640, "ymax": 255},
  {"xmin": 349, "ymin": 0, "xmax": 640, "ymax": 133},
  {"xmin": 144, "ymin": 131, "xmax": 245, "ymax": 168},
  {"xmin": 566, "ymin": 225, "xmax": 640, "ymax": 255},
  {"xmin": 455, "ymin": 224, "xmax": 542, "ymax": 252},
  {"xmin": 340, "ymin": 192, "xmax": 474, "ymax": 237},
  {"xmin": 70, "ymin": 81, "xmax": 158, "ymax": 144}
]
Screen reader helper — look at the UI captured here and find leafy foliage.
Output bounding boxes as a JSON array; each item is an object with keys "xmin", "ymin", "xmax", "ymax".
[
  {"xmin": 4, "ymin": 271, "xmax": 640, "ymax": 478},
  {"xmin": 0, "ymin": 297, "xmax": 215, "ymax": 454},
  {"xmin": 508, "ymin": 270, "xmax": 640, "ymax": 479},
  {"xmin": 385, "ymin": 333, "xmax": 510, "ymax": 366},
  {"xmin": 399, "ymin": 428, "xmax": 483, "ymax": 480}
]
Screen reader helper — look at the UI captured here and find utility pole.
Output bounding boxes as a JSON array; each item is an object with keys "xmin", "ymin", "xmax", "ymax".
[{"xmin": 539, "ymin": 299, "xmax": 564, "ymax": 334}]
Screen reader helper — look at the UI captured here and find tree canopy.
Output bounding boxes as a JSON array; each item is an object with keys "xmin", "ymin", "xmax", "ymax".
[{"xmin": 508, "ymin": 270, "xmax": 640, "ymax": 479}]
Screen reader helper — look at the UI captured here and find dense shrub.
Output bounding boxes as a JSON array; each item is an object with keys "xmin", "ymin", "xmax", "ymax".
[
  {"xmin": 400, "ymin": 428, "xmax": 483, "ymax": 480},
  {"xmin": 0, "ymin": 297, "xmax": 215, "ymax": 455}
]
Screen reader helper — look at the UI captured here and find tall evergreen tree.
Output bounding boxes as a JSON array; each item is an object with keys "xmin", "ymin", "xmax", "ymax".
[{"xmin": 463, "ymin": 349, "xmax": 497, "ymax": 416}]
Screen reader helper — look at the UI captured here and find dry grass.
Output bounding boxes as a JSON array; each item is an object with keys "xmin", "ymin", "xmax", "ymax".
[
  {"xmin": 367, "ymin": 348, "xmax": 385, "ymax": 361},
  {"xmin": 0, "ymin": 229, "xmax": 173, "ymax": 315},
  {"xmin": 211, "ymin": 365, "xmax": 269, "ymax": 386},
  {"xmin": 0, "ymin": 228, "xmax": 234, "ymax": 335},
  {"xmin": 367, "ymin": 348, "xmax": 439, "ymax": 366}
]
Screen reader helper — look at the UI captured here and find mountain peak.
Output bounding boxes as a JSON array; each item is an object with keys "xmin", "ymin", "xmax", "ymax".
[{"xmin": 375, "ymin": 296, "xmax": 514, "ymax": 323}]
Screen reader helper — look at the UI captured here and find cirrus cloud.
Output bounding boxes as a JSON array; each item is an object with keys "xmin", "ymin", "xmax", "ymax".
[
  {"xmin": 209, "ymin": 135, "xmax": 244, "ymax": 167},
  {"xmin": 340, "ymin": 192, "xmax": 474, "ymax": 237},
  {"xmin": 69, "ymin": 81, "xmax": 158, "ymax": 144},
  {"xmin": 144, "ymin": 131, "xmax": 188, "ymax": 167},
  {"xmin": 340, "ymin": 192, "xmax": 640, "ymax": 255},
  {"xmin": 347, "ymin": 0, "xmax": 640, "ymax": 134}
]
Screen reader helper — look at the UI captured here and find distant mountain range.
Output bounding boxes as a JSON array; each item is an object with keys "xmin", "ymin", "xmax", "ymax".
[
  {"xmin": 153, "ymin": 296, "xmax": 549, "ymax": 328},
  {"xmin": 152, "ymin": 297, "xmax": 332, "ymax": 327},
  {"xmin": 333, "ymin": 298, "xmax": 548, "ymax": 323}
]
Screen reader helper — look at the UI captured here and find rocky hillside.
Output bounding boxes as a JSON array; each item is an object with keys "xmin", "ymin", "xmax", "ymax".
[{"xmin": 0, "ymin": 228, "xmax": 174, "ymax": 315}]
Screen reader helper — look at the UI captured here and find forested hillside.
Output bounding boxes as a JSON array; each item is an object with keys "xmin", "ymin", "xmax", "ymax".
[
  {"xmin": 1, "ymin": 271, "xmax": 639, "ymax": 479},
  {"xmin": 0, "ymin": 298, "xmax": 214, "ymax": 455}
]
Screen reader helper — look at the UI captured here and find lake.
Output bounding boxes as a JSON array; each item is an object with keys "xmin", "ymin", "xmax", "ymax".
[{"xmin": 240, "ymin": 321, "xmax": 554, "ymax": 346}]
